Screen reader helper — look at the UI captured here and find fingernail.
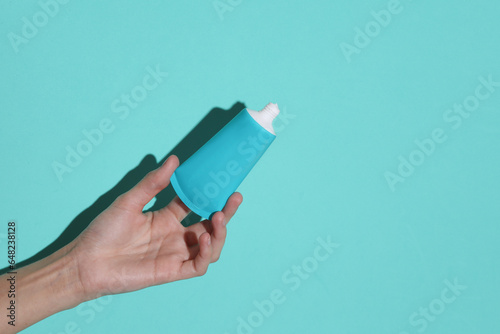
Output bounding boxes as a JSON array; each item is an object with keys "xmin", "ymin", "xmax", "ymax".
[{"xmin": 207, "ymin": 236, "xmax": 211, "ymax": 245}]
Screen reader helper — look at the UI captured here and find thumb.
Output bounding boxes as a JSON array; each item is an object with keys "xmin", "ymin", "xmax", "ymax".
[{"xmin": 116, "ymin": 155, "xmax": 179, "ymax": 211}]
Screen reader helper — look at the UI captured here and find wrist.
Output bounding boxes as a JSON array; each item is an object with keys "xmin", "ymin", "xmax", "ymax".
[
  {"xmin": 51, "ymin": 253, "xmax": 88, "ymax": 306},
  {"xmin": 18, "ymin": 253, "xmax": 87, "ymax": 325},
  {"xmin": 0, "ymin": 252, "xmax": 88, "ymax": 333}
]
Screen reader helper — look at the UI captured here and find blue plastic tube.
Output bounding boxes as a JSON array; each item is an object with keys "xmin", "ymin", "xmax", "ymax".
[{"xmin": 170, "ymin": 103, "xmax": 280, "ymax": 218}]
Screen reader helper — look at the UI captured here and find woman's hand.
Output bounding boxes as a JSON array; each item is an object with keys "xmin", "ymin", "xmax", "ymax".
[
  {"xmin": 70, "ymin": 155, "xmax": 243, "ymax": 299},
  {"xmin": 0, "ymin": 155, "xmax": 242, "ymax": 334}
]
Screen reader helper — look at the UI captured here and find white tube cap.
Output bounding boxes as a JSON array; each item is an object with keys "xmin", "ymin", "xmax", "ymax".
[{"xmin": 247, "ymin": 103, "xmax": 280, "ymax": 135}]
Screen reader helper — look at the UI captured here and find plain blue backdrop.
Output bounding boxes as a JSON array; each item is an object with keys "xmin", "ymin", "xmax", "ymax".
[{"xmin": 1, "ymin": 0, "xmax": 499, "ymax": 333}]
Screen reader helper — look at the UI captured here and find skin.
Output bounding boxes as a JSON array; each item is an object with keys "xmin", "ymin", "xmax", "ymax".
[{"xmin": 0, "ymin": 155, "xmax": 243, "ymax": 333}]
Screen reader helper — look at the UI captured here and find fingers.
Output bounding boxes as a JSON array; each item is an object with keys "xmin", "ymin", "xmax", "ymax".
[
  {"xmin": 174, "ymin": 193, "xmax": 244, "ymax": 280},
  {"xmin": 209, "ymin": 211, "xmax": 226, "ymax": 262},
  {"xmin": 221, "ymin": 192, "xmax": 243, "ymax": 224},
  {"xmin": 186, "ymin": 192, "xmax": 243, "ymax": 236},
  {"xmin": 209, "ymin": 193, "xmax": 242, "ymax": 262},
  {"xmin": 179, "ymin": 232, "xmax": 212, "ymax": 279},
  {"xmin": 186, "ymin": 192, "xmax": 243, "ymax": 263},
  {"xmin": 116, "ymin": 155, "xmax": 179, "ymax": 211},
  {"xmin": 157, "ymin": 196, "xmax": 191, "ymax": 221}
]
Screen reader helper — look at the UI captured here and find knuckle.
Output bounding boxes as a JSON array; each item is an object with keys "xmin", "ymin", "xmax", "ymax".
[
  {"xmin": 198, "ymin": 266, "xmax": 208, "ymax": 276},
  {"xmin": 148, "ymin": 178, "xmax": 165, "ymax": 192},
  {"xmin": 147, "ymin": 174, "xmax": 159, "ymax": 188},
  {"xmin": 114, "ymin": 193, "xmax": 128, "ymax": 205}
]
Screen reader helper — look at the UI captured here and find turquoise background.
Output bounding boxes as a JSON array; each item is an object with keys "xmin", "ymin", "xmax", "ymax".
[{"xmin": 1, "ymin": 0, "xmax": 499, "ymax": 333}]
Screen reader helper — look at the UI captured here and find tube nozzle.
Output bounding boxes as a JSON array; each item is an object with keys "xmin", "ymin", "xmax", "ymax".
[{"xmin": 260, "ymin": 103, "xmax": 280, "ymax": 119}]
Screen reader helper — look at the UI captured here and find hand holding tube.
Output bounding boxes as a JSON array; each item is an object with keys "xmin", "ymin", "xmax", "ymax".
[{"xmin": 0, "ymin": 155, "xmax": 243, "ymax": 333}]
